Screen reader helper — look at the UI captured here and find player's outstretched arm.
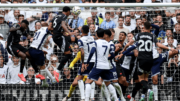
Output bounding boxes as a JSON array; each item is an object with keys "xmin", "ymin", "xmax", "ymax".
[
  {"xmin": 121, "ymin": 39, "xmax": 135, "ymax": 53},
  {"xmin": 61, "ymin": 21, "xmax": 74, "ymax": 35},
  {"xmin": 156, "ymin": 42, "xmax": 174, "ymax": 51}
]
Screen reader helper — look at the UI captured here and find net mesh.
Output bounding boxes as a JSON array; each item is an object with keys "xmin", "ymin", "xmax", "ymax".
[{"xmin": 0, "ymin": 6, "xmax": 180, "ymax": 101}]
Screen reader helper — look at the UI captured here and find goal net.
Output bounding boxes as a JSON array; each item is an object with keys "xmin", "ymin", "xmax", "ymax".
[{"xmin": 0, "ymin": 4, "xmax": 180, "ymax": 101}]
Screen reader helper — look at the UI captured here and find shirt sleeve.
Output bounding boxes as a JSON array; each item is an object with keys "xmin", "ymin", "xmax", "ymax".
[
  {"xmin": 78, "ymin": 39, "xmax": 83, "ymax": 48},
  {"xmin": 109, "ymin": 44, "xmax": 115, "ymax": 54},
  {"xmin": 78, "ymin": 18, "xmax": 84, "ymax": 27}
]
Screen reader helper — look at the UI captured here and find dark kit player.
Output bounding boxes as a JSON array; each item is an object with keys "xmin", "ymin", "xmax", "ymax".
[
  {"xmin": 7, "ymin": 20, "xmax": 33, "ymax": 82},
  {"xmin": 48, "ymin": 6, "xmax": 78, "ymax": 79}
]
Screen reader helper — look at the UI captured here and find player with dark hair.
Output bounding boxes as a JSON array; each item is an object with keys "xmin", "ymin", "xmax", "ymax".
[
  {"xmin": 62, "ymin": 25, "xmax": 95, "ymax": 101},
  {"xmin": 48, "ymin": 6, "xmax": 78, "ymax": 80},
  {"xmin": 7, "ymin": 20, "xmax": 30, "ymax": 82},
  {"xmin": 84, "ymin": 28, "xmax": 118, "ymax": 101},
  {"xmin": 104, "ymin": 29, "xmax": 126, "ymax": 101},
  {"xmin": 117, "ymin": 21, "xmax": 156, "ymax": 101}
]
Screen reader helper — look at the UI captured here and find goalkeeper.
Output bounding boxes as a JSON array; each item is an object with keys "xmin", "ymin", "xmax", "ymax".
[{"xmin": 62, "ymin": 50, "xmax": 96, "ymax": 101}]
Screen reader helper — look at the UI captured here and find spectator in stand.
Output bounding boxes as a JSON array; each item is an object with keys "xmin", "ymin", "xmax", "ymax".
[
  {"xmin": 100, "ymin": 12, "xmax": 116, "ymax": 29},
  {"xmin": 0, "ymin": 15, "xmax": 9, "ymax": 40},
  {"xmin": 0, "ymin": 55, "xmax": 8, "ymax": 84},
  {"xmin": 26, "ymin": 9, "xmax": 42, "ymax": 35},
  {"xmin": 157, "ymin": 15, "xmax": 167, "ymax": 38},
  {"xmin": 174, "ymin": 23, "xmax": 180, "ymax": 42},
  {"xmin": 62, "ymin": 67, "xmax": 75, "ymax": 87},
  {"xmin": 49, "ymin": 54, "xmax": 59, "ymax": 71},
  {"xmin": 171, "ymin": 12, "xmax": 180, "ymax": 25},
  {"xmin": 110, "ymin": 8, "xmax": 119, "ymax": 27},
  {"xmin": 7, "ymin": 56, "xmax": 27, "ymax": 84},
  {"xmin": 0, "ymin": 0, "xmax": 11, "ymax": 3},
  {"xmin": 163, "ymin": 29, "xmax": 178, "ymax": 47},
  {"xmin": 131, "ymin": 18, "xmax": 142, "ymax": 35},
  {"xmin": 8, "ymin": 10, "xmax": 20, "ymax": 26},
  {"xmin": 12, "ymin": 14, "xmax": 24, "ymax": 28},
  {"xmin": 129, "ymin": 10, "xmax": 138, "ymax": 26},
  {"xmin": 84, "ymin": 9, "xmax": 103, "ymax": 27},
  {"xmin": 114, "ymin": 16, "xmax": 129, "ymax": 40},
  {"xmin": 20, "ymin": 67, "xmax": 41, "ymax": 84},
  {"xmin": 123, "ymin": 15, "xmax": 136, "ymax": 32},
  {"xmin": 89, "ymin": 24, "xmax": 97, "ymax": 36},
  {"xmin": 68, "ymin": 12, "xmax": 84, "ymax": 31},
  {"xmin": 72, "ymin": 44, "xmax": 79, "ymax": 56},
  {"xmin": 47, "ymin": 66, "xmax": 60, "ymax": 84}
]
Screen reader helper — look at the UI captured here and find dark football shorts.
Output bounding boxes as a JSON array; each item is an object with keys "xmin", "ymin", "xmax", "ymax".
[{"xmin": 7, "ymin": 44, "xmax": 28, "ymax": 57}]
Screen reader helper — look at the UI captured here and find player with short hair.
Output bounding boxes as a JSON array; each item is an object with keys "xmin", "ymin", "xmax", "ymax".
[
  {"xmin": 28, "ymin": 22, "xmax": 58, "ymax": 84},
  {"xmin": 48, "ymin": 6, "xmax": 78, "ymax": 80},
  {"xmin": 62, "ymin": 25, "xmax": 95, "ymax": 101},
  {"xmin": 7, "ymin": 20, "xmax": 31, "ymax": 82},
  {"xmin": 103, "ymin": 29, "xmax": 126, "ymax": 101},
  {"xmin": 119, "ymin": 22, "xmax": 180, "ymax": 101},
  {"xmin": 84, "ymin": 29, "xmax": 118, "ymax": 101}
]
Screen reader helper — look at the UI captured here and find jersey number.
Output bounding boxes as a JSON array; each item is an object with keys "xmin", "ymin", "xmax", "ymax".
[
  {"xmin": 87, "ymin": 42, "xmax": 94, "ymax": 52},
  {"xmin": 53, "ymin": 18, "xmax": 58, "ymax": 28},
  {"xmin": 33, "ymin": 32, "xmax": 40, "ymax": 40},
  {"xmin": 102, "ymin": 45, "xmax": 107, "ymax": 55},
  {"xmin": 139, "ymin": 40, "xmax": 152, "ymax": 52}
]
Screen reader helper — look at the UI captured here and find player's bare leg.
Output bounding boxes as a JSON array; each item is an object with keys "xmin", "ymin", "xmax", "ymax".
[
  {"xmin": 54, "ymin": 50, "xmax": 72, "ymax": 79},
  {"xmin": 17, "ymin": 51, "xmax": 27, "ymax": 82},
  {"xmin": 112, "ymin": 79, "xmax": 126, "ymax": 101},
  {"xmin": 118, "ymin": 76, "xmax": 128, "ymax": 96},
  {"xmin": 138, "ymin": 73, "xmax": 149, "ymax": 101}
]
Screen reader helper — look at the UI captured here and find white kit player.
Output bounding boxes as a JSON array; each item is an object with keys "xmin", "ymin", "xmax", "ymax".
[
  {"xmin": 62, "ymin": 25, "xmax": 95, "ymax": 101},
  {"xmin": 103, "ymin": 29, "xmax": 126, "ymax": 101},
  {"xmin": 84, "ymin": 29, "xmax": 118, "ymax": 101},
  {"xmin": 28, "ymin": 22, "xmax": 57, "ymax": 84}
]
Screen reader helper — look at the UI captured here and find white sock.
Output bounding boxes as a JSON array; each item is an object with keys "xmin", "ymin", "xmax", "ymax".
[
  {"xmin": 35, "ymin": 73, "xmax": 39, "ymax": 75},
  {"xmin": 85, "ymin": 83, "xmax": 91, "ymax": 101},
  {"xmin": 107, "ymin": 84, "xmax": 118, "ymax": 101},
  {"xmin": 101, "ymin": 86, "xmax": 106, "ymax": 101},
  {"xmin": 153, "ymin": 85, "xmax": 158, "ymax": 100},
  {"xmin": 78, "ymin": 80, "xmax": 85, "ymax": 100},
  {"xmin": 90, "ymin": 82, "xmax": 95, "ymax": 99},
  {"xmin": 148, "ymin": 89, "xmax": 152, "ymax": 93},
  {"xmin": 113, "ymin": 83, "xmax": 125, "ymax": 100},
  {"xmin": 101, "ymin": 82, "xmax": 111, "ymax": 101},
  {"xmin": 56, "ymin": 69, "xmax": 60, "ymax": 73},
  {"xmin": 141, "ymin": 94, "xmax": 145, "ymax": 99},
  {"xmin": 45, "ymin": 68, "xmax": 55, "ymax": 81}
]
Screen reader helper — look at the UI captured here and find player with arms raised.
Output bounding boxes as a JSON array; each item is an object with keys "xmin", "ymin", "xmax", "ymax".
[{"xmin": 48, "ymin": 6, "xmax": 77, "ymax": 80}]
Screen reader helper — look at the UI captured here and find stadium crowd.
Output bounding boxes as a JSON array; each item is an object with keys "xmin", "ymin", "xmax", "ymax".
[{"xmin": 0, "ymin": 0, "xmax": 180, "ymax": 101}]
